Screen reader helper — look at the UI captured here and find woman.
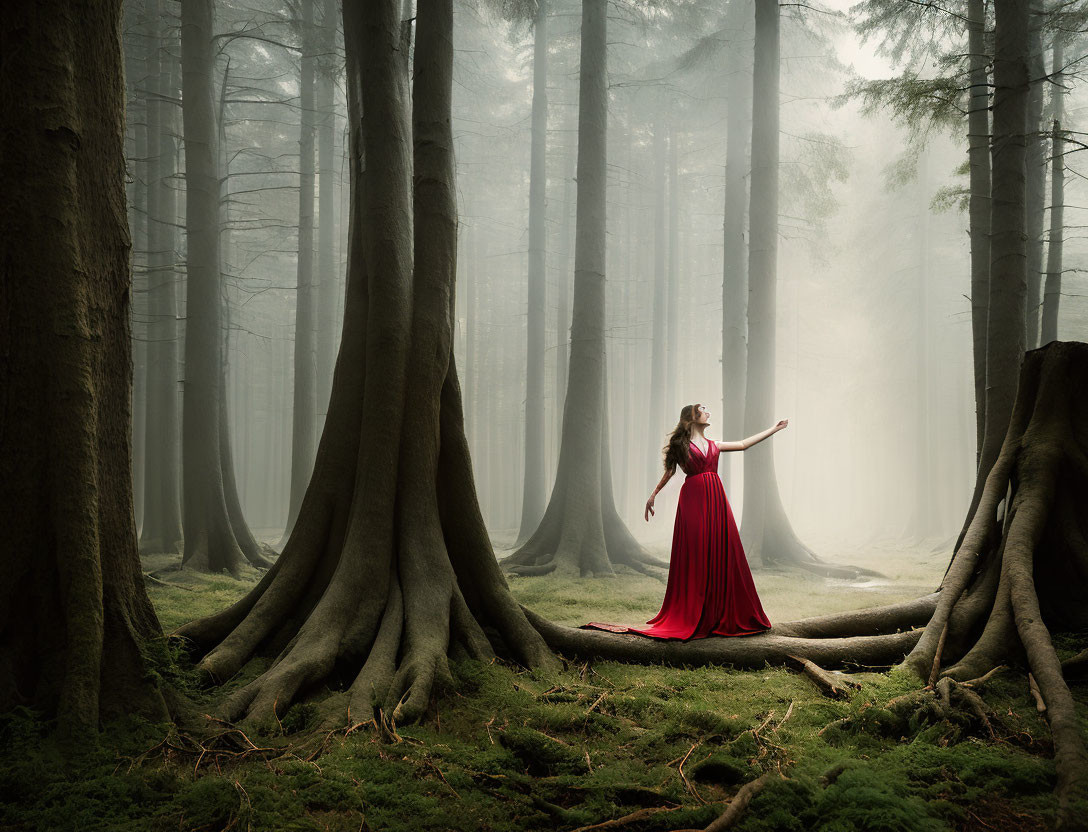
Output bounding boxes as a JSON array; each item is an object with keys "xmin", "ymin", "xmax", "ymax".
[{"xmin": 585, "ymin": 403, "xmax": 786, "ymax": 640}]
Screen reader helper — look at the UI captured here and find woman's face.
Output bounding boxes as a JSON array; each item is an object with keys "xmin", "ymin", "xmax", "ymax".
[{"xmin": 695, "ymin": 405, "xmax": 710, "ymax": 426}]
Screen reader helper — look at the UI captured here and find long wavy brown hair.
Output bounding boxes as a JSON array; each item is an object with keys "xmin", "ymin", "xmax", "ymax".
[{"xmin": 662, "ymin": 403, "xmax": 702, "ymax": 473}]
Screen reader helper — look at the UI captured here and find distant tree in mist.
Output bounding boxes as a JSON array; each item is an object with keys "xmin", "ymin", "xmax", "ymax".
[{"xmin": 500, "ymin": 0, "xmax": 665, "ymax": 577}]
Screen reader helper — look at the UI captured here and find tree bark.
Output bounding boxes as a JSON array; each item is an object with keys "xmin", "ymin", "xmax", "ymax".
[
  {"xmin": 502, "ymin": 0, "xmax": 662, "ymax": 578},
  {"xmin": 901, "ymin": 341, "xmax": 1088, "ymax": 829},
  {"xmin": 515, "ymin": 0, "xmax": 549, "ymax": 547},
  {"xmin": 1041, "ymin": 33, "xmax": 1064, "ymax": 343},
  {"xmin": 175, "ymin": 0, "xmax": 556, "ymax": 729},
  {"xmin": 721, "ymin": 0, "xmax": 752, "ymax": 494},
  {"xmin": 1024, "ymin": 4, "xmax": 1046, "ymax": 349},
  {"xmin": 282, "ymin": 0, "xmax": 319, "ymax": 545},
  {"xmin": 957, "ymin": 0, "xmax": 1029, "ymax": 553},
  {"xmin": 140, "ymin": 0, "xmax": 184, "ymax": 555},
  {"xmin": 666, "ymin": 125, "xmax": 680, "ymax": 411},
  {"xmin": 741, "ymin": 0, "xmax": 874, "ymax": 578},
  {"xmin": 0, "ymin": 0, "xmax": 170, "ymax": 737},
  {"xmin": 648, "ymin": 116, "xmax": 668, "ymax": 496},
  {"xmin": 315, "ymin": 0, "xmax": 341, "ymax": 421},
  {"xmin": 967, "ymin": 0, "xmax": 992, "ymax": 469},
  {"xmin": 180, "ymin": 0, "xmax": 261, "ymax": 574}
]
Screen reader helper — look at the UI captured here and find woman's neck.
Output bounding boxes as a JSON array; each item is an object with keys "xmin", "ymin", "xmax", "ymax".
[{"xmin": 690, "ymin": 425, "xmax": 707, "ymax": 440}]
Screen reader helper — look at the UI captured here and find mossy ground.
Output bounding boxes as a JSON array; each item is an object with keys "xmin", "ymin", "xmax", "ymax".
[{"xmin": 2, "ymin": 539, "xmax": 1081, "ymax": 831}]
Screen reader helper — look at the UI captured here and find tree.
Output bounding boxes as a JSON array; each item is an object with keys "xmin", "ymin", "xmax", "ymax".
[
  {"xmin": 0, "ymin": 0, "xmax": 170, "ymax": 737},
  {"xmin": 501, "ymin": 0, "xmax": 664, "ymax": 577},
  {"xmin": 966, "ymin": 0, "xmax": 991, "ymax": 466},
  {"xmin": 741, "ymin": 0, "xmax": 876, "ymax": 577},
  {"xmin": 282, "ymin": 0, "xmax": 319, "ymax": 545},
  {"xmin": 721, "ymin": 0, "xmax": 752, "ymax": 494},
  {"xmin": 515, "ymin": 0, "xmax": 550, "ymax": 547},
  {"xmin": 958, "ymin": 0, "xmax": 1029, "ymax": 548},
  {"xmin": 176, "ymin": 0, "xmax": 557, "ymax": 727},
  {"xmin": 1041, "ymin": 30, "xmax": 1064, "ymax": 343},
  {"xmin": 315, "ymin": 0, "xmax": 342, "ymax": 417},
  {"xmin": 179, "ymin": 0, "xmax": 269, "ymax": 574},
  {"xmin": 647, "ymin": 113, "xmax": 668, "ymax": 498},
  {"xmin": 1024, "ymin": 2, "xmax": 1046, "ymax": 349},
  {"xmin": 140, "ymin": 0, "xmax": 185, "ymax": 555}
]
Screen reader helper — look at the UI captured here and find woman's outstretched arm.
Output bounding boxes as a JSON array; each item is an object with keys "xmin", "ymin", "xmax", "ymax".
[
  {"xmin": 645, "ymin": 464, "xmax": 675, "ymax": 521},
  {"xmin": 716, "ymin": 419, "xmax": 788, "ymax": 452}
]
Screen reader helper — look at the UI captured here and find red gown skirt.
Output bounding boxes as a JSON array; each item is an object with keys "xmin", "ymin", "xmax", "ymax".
[{"xmin": 584, "ymin": 440, "xmax": 772, "ymax": 640}]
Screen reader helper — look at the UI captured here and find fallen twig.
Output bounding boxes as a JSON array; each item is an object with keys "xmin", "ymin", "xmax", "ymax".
[
  {"xmin": 568, "ymin": 806, "xmax": 688, "ymax": 832},
  {"xmin": 786, "ymin": 654, "xmax": 861, "ymax": 700}
]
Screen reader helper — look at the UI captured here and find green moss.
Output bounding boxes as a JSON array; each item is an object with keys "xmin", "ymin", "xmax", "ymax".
[{"xmin": 0, "ymin": 553, "xmax": 1062, "ymax": 831}]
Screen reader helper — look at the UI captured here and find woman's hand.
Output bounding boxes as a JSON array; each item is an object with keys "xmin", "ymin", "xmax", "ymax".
[
  {"xmin": 644, "ymin": 495, "xmax": 656, "ymax": 522},
  {"xmin": 775, "ymin": 418, "xmax": 789, "ymax": 431}
]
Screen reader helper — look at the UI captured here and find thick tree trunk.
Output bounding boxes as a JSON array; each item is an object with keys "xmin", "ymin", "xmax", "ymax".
[
  {"xmin": 0, "ymin": 0, "xmax": 169, "ymax": 736},
  {"xmin": 967, "ymin": 0, "xmax": 992, "ymax": 469},
  {"xmin": 141, "ymin": 0, "xmax": 184, "ymax": 555},
  {"xmin": 721, "ymin": 0, "xmax": 752, "ymax": 494},
  {"xmin": 180, "ymin": 0, "xmax": 259, "ymax": 574},
  {"xmin": 1041, "ymin": 34, "xmax": 1064, "ymax": 344},
  {"xmin": 282, "ymin": 0, "xmax": 319, "ymax": 545},
  {"xmin": 958, "ymin": 0, "xmax": 1029, "ymax": 553},
  {"xmin": 515, "ymin": 0, "xmax": 549, "ymax": 547},
  {"xmin": 175, "ymin": 0, "xmax": 556, "ymax": 728},
  {"xmin": 901, "ymin": 341, "xmax": 1088, "ymax": 829},
  {"xmin": 502, "ymin": 0, "xmax": 662, "ymax": 578},
  {"xmin": 741, "ymin": 0, "xmax": 874, "ymax": 578}
]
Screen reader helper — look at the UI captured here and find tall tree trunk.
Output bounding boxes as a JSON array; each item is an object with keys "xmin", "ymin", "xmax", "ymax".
[
  {"xmin": 503, "ymin": 0, "xmax": 661, "ymax": 577},
  {"xmin": 740, "ymin": 0, "xmax": 873, "ymax": 578},
  {"xmin": 1024, "ymin": 4, "xmax": 1046, "ymax": 348},
  {"xmin": 909, "ymin": 151, "xmax": 938, "ymax": 537},
  {"xmin": 967, "ymin": 0, "xmax": 992, "ymax": 470},
  {"xmin": 957, "ymin": 0, "xmax": 1030, "ymax": 553},
  {"xmin": 555, "ymin": 143, "xmax": 573, "ymax": 449},
  {"xmin": 180, "ymin": 0, "xmax": 257, "ymax": 574},
  {"xmin": 515, "ymin": 0, "xmax": 549, "ymax": 547},
  {"xmin": 721, "ymin": 0, "xmax": 752, "ymax": 494},
  {"xmin": 176, "ymin": 0, "xmax": 556, "ymax": 729},
  {"xmin": 126, "ymin": 0, "xmax": 150, "ymax": 530},
  {"xmin": 141, "ymin": 0, "xmax": 184, "ymax": 555},
  {"xmin": 218, "ymin": 103, "xmax": 273, "ymax": 569},
  {"xmin": 647, "ymin": 117, "xmax": 668, "ymax": 496},
  {"xmin": 666, "ymin": 125, "xmax": 680, "ymax": 410},
  {"xmin": 0, "ymin": 0, "xmax": 170, "ymax": 737},
  {"xmin": 1041, "ymin": 33, "xmax": 1064, "ymax": 343},
  {"xmin": 315, "ymin": 0, "xmax": 340, "ymax": 421},
  {"xmin": 282, "ymin": 0, "xmax": 319, "ymax": 544}
]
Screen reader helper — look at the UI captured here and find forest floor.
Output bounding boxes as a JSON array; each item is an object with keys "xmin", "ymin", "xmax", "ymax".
[{"xmin": 1, "ymin": 539, "xmax": 1081, "ymax": 832}]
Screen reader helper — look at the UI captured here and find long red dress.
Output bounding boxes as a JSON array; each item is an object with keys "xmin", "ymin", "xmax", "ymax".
[{"xmin": 584, "ymin": 439, "xmax": 772, "ymax": 639}]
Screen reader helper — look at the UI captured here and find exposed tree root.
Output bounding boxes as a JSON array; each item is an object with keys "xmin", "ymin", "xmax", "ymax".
[
  {"xmin": 897, "ymin": 343, "xmax": 1088, "ymax": 828},
  {"xmin": 523, "ymin": 605, "xmax": 923, "ymax": 670},
  {"xmin": 173, "ymin": 0, "xmax": 557, "ymax": 733}
]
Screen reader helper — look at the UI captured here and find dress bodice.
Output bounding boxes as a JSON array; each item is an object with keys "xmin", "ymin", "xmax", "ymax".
[{"xmin": 681, "ymin": 438, "xmax": 719, "ymax": 477}]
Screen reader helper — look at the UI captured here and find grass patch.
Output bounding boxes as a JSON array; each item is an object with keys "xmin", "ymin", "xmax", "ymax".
[{"xmin": 0, "ymin": 543, "xmax": 1075, "ymax": 830}]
